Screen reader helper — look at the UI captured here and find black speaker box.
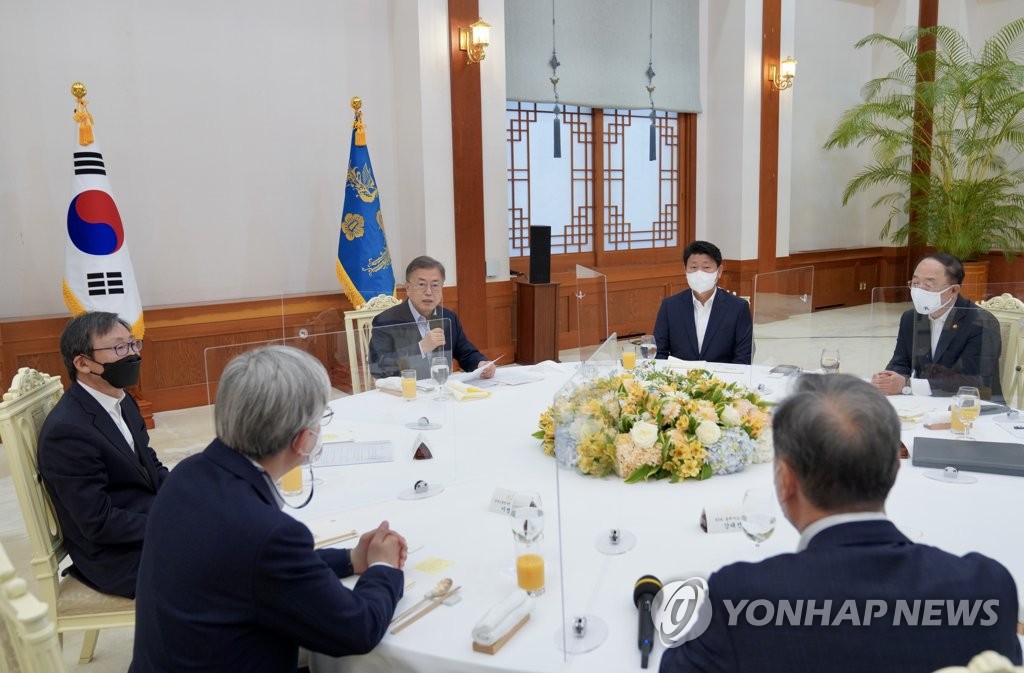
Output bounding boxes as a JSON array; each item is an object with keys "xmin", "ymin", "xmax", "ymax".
[{"xmin": 529, "ymin": 226, "xmax": 551, "ymax": 284}]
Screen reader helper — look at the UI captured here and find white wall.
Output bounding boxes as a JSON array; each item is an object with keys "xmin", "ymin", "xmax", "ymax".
[{"xmin": 0, "ymin": 0, "xmax": 457, "ymax": 319}]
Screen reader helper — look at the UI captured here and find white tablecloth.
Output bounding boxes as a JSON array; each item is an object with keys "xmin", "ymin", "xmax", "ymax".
[{"xmin": 301, "ymin": 364, "xmax": 1024, "ymax": 673}]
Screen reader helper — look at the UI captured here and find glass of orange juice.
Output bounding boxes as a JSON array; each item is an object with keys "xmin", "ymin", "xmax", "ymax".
[
  {"xmin": 622, "ymin": 346, "xmax": 637, "ymax": 370},
  {"xmin": 511, "ymin": 505, "xmax": 544, "ymax": 596},
  {"xmin": 280, "ymin": 466, "xmax": 303, "ymax": 495},
  {"xmin": 401, "ymin": 369, "xmax": 417, "ymax": 401}
]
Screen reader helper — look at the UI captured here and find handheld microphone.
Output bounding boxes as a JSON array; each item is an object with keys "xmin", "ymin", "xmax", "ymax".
[
  {"xmin": 634, "ymin": 574, "xmax": 662, "ymax": 668},
  {"xmin": 428, "ymin": 308, "xmax": 443, "ymax": 332}
]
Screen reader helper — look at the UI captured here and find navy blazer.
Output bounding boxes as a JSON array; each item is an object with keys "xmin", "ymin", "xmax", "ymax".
[
  {"xmin": 130, "ymin": 440, "xmax": 404, "ymax": 672},
  {"xmin": 886, "ymin": 295, "xmax": 1002, "ymax": 397},
  {"xmin": 369, "ymin": 301, "xmax": 486, "ymax": 379},
  {"xmin": 660, "ymin": 520, "xmax": 1022, "ymax": 673},
  {"xmin": 37, "ymin": 382, "xmax": 167, "ymax": 598},
  {"xmin": 653, "ymin": 289, "xmax": 752, "ymax": 364}
]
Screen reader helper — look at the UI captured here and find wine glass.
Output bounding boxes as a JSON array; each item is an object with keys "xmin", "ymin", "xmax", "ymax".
[
  {"xmin": 638, "ymin": 335, "xmax": 657, "ymax": 362},
  {"xmin": 953, "ymin": 386, "xmax": 981, "ymax": 440},
  {"xmin": 430, "ymin": 356, "xmax": 450, "ymax": 401},
  {"xmin": 820, "ymin": 349, "xmax": 840, "ymax": 374},
  {"xmin": 740, "ymin": 488, "xmax": 776, "ymax": 550}
]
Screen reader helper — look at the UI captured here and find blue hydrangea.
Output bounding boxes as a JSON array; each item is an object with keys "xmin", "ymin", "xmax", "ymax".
[{"xmin": 705, "ymin": 427, "xmax": 755, "ymax": 475}]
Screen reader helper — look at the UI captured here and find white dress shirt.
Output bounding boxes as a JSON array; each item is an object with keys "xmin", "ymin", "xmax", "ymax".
[
  {"xmin": 692, "ymin": 288, "xmax": 718, "ymax": 353},
  {"xmin": 929, "ymin": 308, "xmax": 951, "ymax": 356},
  {"xmin": 77, "ymin": 381, "xmax": 135, "ymax": 451}
]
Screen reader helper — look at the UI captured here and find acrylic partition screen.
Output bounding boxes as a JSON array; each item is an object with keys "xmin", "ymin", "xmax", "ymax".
[
  {"xmin": 750, "ymin": 266, "xmax": 814, "ymax": 371},
  {"xmin": 908, "ymin": 306, "xmax": 1004, "ymax": 402},
  {"xmin": 201, "ymin": 319, "xmax": 459, "ymax": 516},
  {"xmin": 553, "ymin": 334, "xmax": 621, "ymax": 662},
  {"xmin": 575, "ymin": 265, "xmax": 609, "ymax": 360}
]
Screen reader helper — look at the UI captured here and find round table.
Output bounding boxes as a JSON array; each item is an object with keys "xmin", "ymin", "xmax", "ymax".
[{"xmin": 301, "ymin": 363, "xmax": 1024, "ymax": 673}]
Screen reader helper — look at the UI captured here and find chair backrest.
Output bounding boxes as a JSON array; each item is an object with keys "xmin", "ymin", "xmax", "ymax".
[
  {"xmin": 0, "ymin": 368, "xmax": 66, "ymax": 627},
  {"xmin": 0, "ymin": 541, "xmax": 66, "ymax": 673},
  {"xmin": 976, "ymin": 294, "xmax": 1024, "ymax": 407},
  {"xmin": 343, "ymin": 294, "xmax": 402, "ymax": 393}
]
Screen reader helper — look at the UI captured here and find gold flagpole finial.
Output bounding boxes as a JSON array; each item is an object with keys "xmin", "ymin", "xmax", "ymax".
[
  {"xmin": 71, "ymin": 81, "xmax": 94, "ymax": 147},
  {"xmin": 351, "ymin": 96, "xmax": 366, "ymax": 147}
]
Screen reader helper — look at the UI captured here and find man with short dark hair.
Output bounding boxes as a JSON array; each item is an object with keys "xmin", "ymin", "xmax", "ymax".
[
  {"xmin": 131, "ymin": 345, "xmax": 406, "ymax": 672},
  {"xmin": 653, "ymin": 240, "xmax": 752, "ymax": 364},
  {"xmin": 37, "ymin": 311, "xmax": 167, "ymax": 598},
  {"xmin": 872, "ymin": 252, "xmax": 1001, "ymax": 397},
  {"xmin": 659, "ymin": 374, "xmax": 1021, "ymax": 673},
  {"xmin": 368, "ymin": 255, "xmax": 498, "ymax": 379}
]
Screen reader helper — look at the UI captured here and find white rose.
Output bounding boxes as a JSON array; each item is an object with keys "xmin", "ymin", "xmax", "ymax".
[
  {"xmin": 695, "ymin": 420, "xmax": 722, "ymax": 446},
  {"xmin": 720, "ymin": 405, "xmax": 742, "ymax": 427},
  {"xmin": 629, "ymin": 420, "xmax": 659, "ymax": 449}
]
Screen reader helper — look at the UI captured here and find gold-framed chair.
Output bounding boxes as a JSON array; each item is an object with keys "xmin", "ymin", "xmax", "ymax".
[
  {"xmin": 343, "ymin": 294, "xmax": 402, "ymax": 393},
  {"xmin": 977, "ymin": 294, "xmax": 1024, "ymax": 407},
  {"xmin": 0, "ymin": 368, "xmax": 134, "ymax": 664},
  {"xmin": 0, "ymin": 540, "xmax": 67, "ymax": 673}
]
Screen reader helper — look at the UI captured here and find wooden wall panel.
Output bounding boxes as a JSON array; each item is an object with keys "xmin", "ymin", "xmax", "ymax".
[{"xmin": 23, "ymin": 246, "xmax": 1024, "ymax": 413}]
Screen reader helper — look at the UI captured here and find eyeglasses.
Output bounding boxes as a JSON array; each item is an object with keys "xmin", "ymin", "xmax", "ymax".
[
  {"xmin": 89, "ymin": 340, "xmax": 143, "ymax": 357},
  {"xmin": 907, "ymin": 281, "xmax": 953, "ymax": 292},
  {"xmin": 409, "ymin": 281, "xmax": 443, "ymax": 293},
  {"xmin": 320, "ymin": 408, "xmax": 334, "ymax": 426}
]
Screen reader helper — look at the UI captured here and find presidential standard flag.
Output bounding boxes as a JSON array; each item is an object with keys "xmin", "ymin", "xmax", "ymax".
[
  {"xmin": 335, "ymin": 96, "xmax": 395, "ymax": 308},
  {"xmin": 63, "ymin": 82, "xmax": 145, "ymax": 338}
]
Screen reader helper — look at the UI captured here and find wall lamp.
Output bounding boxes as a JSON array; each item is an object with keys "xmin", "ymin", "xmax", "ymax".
[
  {"xmin": 459, "ymin": 18, "xmax": 492, "ymax": 64},
  {"xmin": 769, "ymin": 56, "xmax": 797, "ymax": 91}
]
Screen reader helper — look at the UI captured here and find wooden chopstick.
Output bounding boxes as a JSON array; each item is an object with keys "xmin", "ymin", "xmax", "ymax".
[
  {"xmin": 312, "ymin": 529, "xmax": 358, "ymax": 549},
  {"xmin": 390, "ymin": 586, "xmax": 462, "ymax": 635},
  {"xmin": 390, "ymin": 595, "xmax": 433, "ymax": 625}
]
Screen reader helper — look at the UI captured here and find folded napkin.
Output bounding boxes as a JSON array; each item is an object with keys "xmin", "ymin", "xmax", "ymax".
[
  {"xmin": 472, "ymin": 589, "xmax": 533, "ymax": 646},
  {"xmin": 375, "ymin": 377, "xmax": 436, "ymax": 394},
  {"xmin": 446, "ymin": 379, "xmax": 491, "ymax": 401},
  {"xmin": 666, "ymin": 356, "xmax": 707, "ymax": 370}
]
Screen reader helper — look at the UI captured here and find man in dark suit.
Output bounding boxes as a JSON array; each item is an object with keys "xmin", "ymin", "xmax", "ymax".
[
  {"xmin": 131, "ymin": 345, "xmax": 406, "ymax": 672},
  {"xmin": 369, "ymin": 255, "xmax": 497, "ymax": 379},
  {"xmin": 653, "ymin": 240, "xmax": 752, "ymax": 364},
  {"xmin": 659, "ymin": 374, "xmax": 1021, "ymax": 673},
  {"xmin": 37, "ymin": 311, "xmax": 167, "ymax": 598},
  {"xmin": 872, "ymin": 253, "xmax": 1001, "ymax": 397}
]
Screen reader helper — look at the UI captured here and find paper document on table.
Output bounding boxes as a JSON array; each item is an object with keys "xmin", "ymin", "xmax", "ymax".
[{"xmin": 315, "ymin": 440, "xmax": 394, "ymax": 466}]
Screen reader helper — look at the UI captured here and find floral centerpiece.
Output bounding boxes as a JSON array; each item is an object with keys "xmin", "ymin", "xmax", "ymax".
[{"xmin": 532, "ymin": 367, "xmax": 773, "ymax": 482}]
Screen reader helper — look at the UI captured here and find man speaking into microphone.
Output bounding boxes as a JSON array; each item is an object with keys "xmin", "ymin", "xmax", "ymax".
[{"xmin": 369, "ymin": 256, "xmax": 497, "ymax": 380}]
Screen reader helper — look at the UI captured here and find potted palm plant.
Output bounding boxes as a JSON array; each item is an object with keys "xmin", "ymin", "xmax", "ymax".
[{"xmin": 824, "ymin": 18, "xmax": 1024, "ymax": 285}]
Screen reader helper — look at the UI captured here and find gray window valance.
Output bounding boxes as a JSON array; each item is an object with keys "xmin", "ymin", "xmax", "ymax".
[{"xmin": 504, "ymin": 0, "xmax": 701, "ymax": 113}]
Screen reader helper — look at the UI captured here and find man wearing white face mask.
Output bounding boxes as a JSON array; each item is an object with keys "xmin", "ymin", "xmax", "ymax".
[
  {"xmin": 872, "ymin": 253, "xmax": 1001, "ymax": 398},
  {"xmin": 653, "ymin": 240, "xmax": 753, "ymax": 364}
]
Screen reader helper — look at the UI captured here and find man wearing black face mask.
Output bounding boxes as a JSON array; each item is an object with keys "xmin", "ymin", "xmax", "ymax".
[{"xmin": 37, "ymin": 311, "xmax": 168, "ymax": 598}]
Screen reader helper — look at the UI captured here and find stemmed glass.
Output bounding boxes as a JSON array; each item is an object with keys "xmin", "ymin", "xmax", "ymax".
[
  {"xmin": 953, "ymin": 386, "xmax": 981, "ymax": 440},
  {"xmin": 740, "ymin": 488, "xmax": 777, "ymax": 551},
  {"xmin": 638, "ymin": 335, "xmax": 657, "ymax": 362},
  {"xmin": 820, "ymin": 349, "xmax": 840, "ymax": 374},
  {"xmin": 430, "ymin": 356, "xmax": 450, "ymax": 401},
  {"xmin": 510, "ymin": 495, "xmax": 545, "ymax": 596}
]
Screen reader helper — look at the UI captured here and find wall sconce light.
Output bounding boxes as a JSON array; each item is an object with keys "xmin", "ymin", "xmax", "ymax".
[
  {"xmin": 459, "ymin": 18, "xmax": 492, "ymax": 64},
  {"xmin": 769, "ymin": 56, "xmax": 797, "ymax": 91}
]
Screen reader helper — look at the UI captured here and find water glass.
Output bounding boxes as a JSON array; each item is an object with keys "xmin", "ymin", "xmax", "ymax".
[
  {"xmin": 638, "ymin": 335, "xmax": 657, "ymax": 362},
  {"xmin": 820, "ymin": 349, "xmax": 840, "ymax": 374},
  {"xmin": 740, "ymin": 488, "xmax": 776, "ymax": 549},
  {"xmin": 430, "ymin": 356, "xmax": 450, "ymax": 401}
]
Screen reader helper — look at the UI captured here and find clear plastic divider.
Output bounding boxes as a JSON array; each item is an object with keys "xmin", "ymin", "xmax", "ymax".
[
  {"xmin": 574, "ymin": 265, "xmax": 609, "ymax": 361},
  {"xmin": 201, "ymin": 320, "xmax": 458, "ymax": 517},
  {"xmin": 908, "ymin": 306, "xmax": 1003, "ymax": 401}
]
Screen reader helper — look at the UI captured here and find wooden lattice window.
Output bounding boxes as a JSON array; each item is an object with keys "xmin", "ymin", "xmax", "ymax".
[{"xmin": 507, "ymin": 101, "xmax": 694, "ymax": 272}]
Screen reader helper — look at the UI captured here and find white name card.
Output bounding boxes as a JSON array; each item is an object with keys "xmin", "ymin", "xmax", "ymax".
[
  {"xmin": 700, "ymin": 506, "xmax": 744, "ymax": 534},
  {"xmin": 489, "ymin": 488, "xmax": 518, "ymax": 515}
]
